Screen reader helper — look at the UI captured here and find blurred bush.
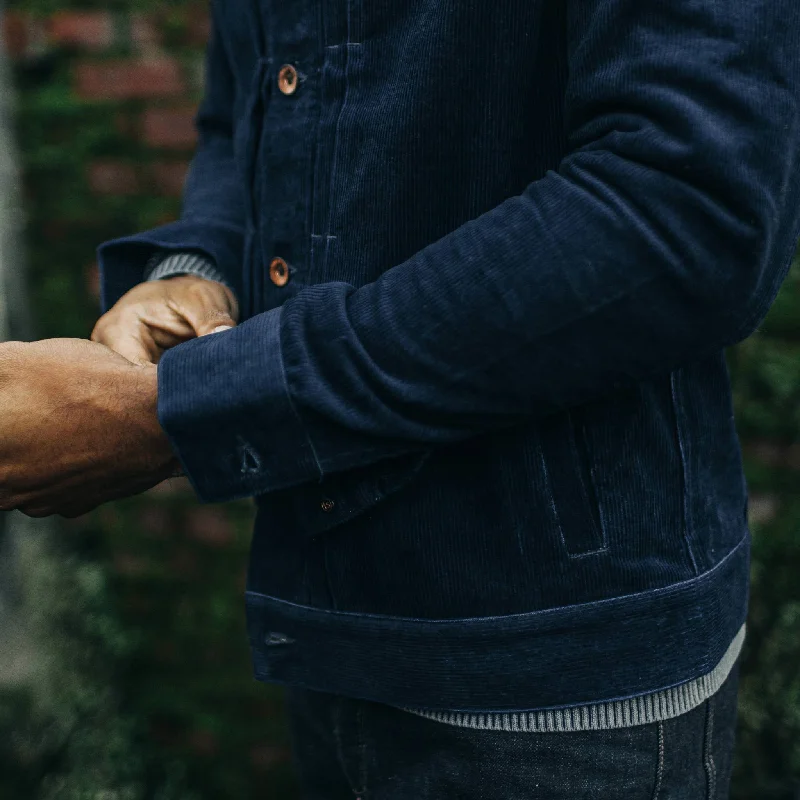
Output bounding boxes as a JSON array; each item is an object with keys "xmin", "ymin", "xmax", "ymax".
[
  {"xmin": 0, "ymin": 1, "xmax": 798, "ymax": 798},
  {"xmin": 0, "ymin": 2, "xmax": 297, "ymax": 797}
]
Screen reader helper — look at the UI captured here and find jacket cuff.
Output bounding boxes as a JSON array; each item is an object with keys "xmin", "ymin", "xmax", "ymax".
[
  {"xmin": 97, "ymin": 218, "xmax": 244, "ymax": 313},
  {"xmin": 146, "ymin": 251, "xmax": 229, "ymax": 287},
  {"xmin": 157, "ymin": 307, "xmax": 323, "ymax": 503}
]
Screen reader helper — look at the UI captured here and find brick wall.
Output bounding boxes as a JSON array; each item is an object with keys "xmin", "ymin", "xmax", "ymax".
[
  {"xmin": 2, "ymin": 5, "xmax": 297, "ymax": 798},
  {"xmin": 2, "ymin": 3, "xmax": 800, "ymax": 797}
]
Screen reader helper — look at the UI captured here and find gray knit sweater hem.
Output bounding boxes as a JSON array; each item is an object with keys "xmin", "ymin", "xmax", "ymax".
[
  {"xmin": 145, "ymin": 251, "xmax": 228, "ymax": 287},
  {"xmin": 404, "ymin": 624, "xmax": 745, "ymax": 733}
]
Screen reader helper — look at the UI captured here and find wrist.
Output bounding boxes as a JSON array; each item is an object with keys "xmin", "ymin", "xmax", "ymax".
[{"xmin": 126, "ymin": 364, "xmax": 183, "ymax": 479}]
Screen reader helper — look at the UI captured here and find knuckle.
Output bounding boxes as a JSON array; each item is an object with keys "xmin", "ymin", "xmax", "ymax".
[
  {"xmin": 186, "ymin": 281, "xmax": 214, "ymax": 305},
  {"xmin": 205, "ymin": 309, "xmax": 234, "ymax": 326}
]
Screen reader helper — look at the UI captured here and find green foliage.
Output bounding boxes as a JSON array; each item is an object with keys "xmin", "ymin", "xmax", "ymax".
[
  {"xmin": 0, "ymin": 522, "xmax": 198, "ymax": 800},
  {"xmin": 728, "ymin": 254, "xmax": 800, "ymax": 799},
  {"xmin": 3, "ymin": 5, "xmax": 298, "ymax": 794},
  {"xmin": 3, "ymin": 2, "xmax": 799, "ymax": 797},
  {"xmin": 735, "ymin": 507, "xmax": 800, "ymax": 799}
]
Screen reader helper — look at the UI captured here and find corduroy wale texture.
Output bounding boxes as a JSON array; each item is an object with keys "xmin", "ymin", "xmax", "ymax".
[{"xmin": 99, "ymin": 0, "xmax": 800, "ymax": 712}]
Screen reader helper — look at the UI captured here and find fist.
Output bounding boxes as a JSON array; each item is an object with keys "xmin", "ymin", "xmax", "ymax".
[
  {"xmin": 0, "ymin": 338, "xmax": 179, "ymax": 518},
  {"xmin": 92, "ymin": 275, "xmax": 238, "ymax": 365}
]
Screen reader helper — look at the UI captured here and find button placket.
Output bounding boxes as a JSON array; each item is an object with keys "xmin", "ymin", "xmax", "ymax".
[{"xmin": 243, "ymin": 58, "xmax": 271, "ymax": 311}]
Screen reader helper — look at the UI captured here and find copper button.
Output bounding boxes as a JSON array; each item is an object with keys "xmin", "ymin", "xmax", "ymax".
[
  {"xmin": 278, "ymin": 64, "xmax": 298, "ymax": 95},
  {"xmin": 320, "ymin": 498, "xmax": 336, "ymax": 513},
  {"xmin": 269, "ymin": 257, "xmax": 290, "ymax": 287}
]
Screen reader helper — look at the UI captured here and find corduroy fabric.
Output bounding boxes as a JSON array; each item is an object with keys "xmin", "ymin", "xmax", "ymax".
[{"xmin": 97, "ymin": 0, "xmax": 800, "ymax": 712}]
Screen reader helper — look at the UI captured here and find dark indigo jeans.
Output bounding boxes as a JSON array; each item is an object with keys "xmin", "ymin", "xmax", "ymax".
[{"xmin": 287, "ymin": 666, "xmax": 739, "ymax": 800}]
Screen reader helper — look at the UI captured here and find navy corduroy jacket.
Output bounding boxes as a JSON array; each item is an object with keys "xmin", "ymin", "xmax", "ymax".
[{"xmin": 99, "ymin": 0, "xmax": 800, "ymax": 711}]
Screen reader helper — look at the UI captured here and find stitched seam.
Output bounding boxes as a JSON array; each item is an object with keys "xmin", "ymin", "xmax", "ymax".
[
  {"xmin": 652, "ymin": 722, "xmax": 665, "ymax": 800},
  {"xmin": 704, "ymin": 703, "xmax": 716, "ymax": 800},
  {"xmin": 246, "ymin": 536, "xmax": 748, "ymax": 622},
  {"xmin": 670, "ymin": 370, "xmax": 700, "ymax": 575},
  {"xmin": 354, "ymin": 703, "xmax": 367, "ymax": 797},
  {"xmin": 538, "ymin": 445, "xmax": 567, "ymax": 555},
  {"xmin": 335, "ymin": 699, "xmax": 365, "ymax": 797},
  {"xmin": 322, "ymin": 39, "xmax": 350, "ymax": 276},
  {"xmin": 567, "ymin": 411, "xmax": 606, "ymax": 554},
  {"xmin": 333, "ymin": 699, "xmax": 346, "ymax": 788},
  {"xmin": 276, "ymin": 309, "xmax": 325, "ymax": 481}
]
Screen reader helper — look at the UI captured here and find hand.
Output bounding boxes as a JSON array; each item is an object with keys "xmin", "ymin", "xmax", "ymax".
[
  {"xmin": 0, "ymin": 339, "xmax": 181, "ymax": 518},
  {"xmin": 91, "ymin": 275, "xmax": 238, "ymax": 365}
]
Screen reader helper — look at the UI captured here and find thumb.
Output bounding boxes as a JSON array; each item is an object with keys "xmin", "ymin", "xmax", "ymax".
[{"xmin": 203, "ymin": 324, "xmax": 235, "ymax": 337}]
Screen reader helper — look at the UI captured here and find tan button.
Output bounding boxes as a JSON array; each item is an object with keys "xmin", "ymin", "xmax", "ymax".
[
  {"xmin": 269, "ymin": 257, "xmax": 290, "ymax": 287},
  {"xmin": 320, "ymin": 498, "xmax": 336, "ymax": 513},
  {"xmin": 278, "ymin": 64, "xmax": 298, "ymax": 95}
]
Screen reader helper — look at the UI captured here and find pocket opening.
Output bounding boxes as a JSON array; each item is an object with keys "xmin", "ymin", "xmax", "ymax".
[{"xmin": 540, "ymin": 409, "xmax": 608, "ymax": 558}]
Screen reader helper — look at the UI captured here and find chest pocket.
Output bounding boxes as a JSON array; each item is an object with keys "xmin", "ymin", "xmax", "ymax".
[{"xmin": 540, "ymin": 408, "xmax": 608, "ymax": 558}]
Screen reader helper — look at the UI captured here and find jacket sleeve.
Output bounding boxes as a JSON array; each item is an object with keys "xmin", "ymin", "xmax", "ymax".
[
  {"xmin": 97, "ymin": 1, "xmax": 245, "ymax": 311},
  {"xmin": 158, "ymin": 0, "xmax": 800, "ymax": 503}
]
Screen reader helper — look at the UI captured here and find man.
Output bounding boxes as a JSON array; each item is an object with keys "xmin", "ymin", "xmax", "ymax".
[{"xmin": 2, "ymin": 0, "xmax": 800, "ymax": 796}]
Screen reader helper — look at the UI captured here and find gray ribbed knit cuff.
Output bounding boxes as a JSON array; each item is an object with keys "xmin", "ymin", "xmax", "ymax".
[
  {"xmin": 145, "ymin": 251, "xmax": 228, "ymax": 287},
  {"xmin": 404, "ymin": 624, "xmax": 745, "ymax": 733}
]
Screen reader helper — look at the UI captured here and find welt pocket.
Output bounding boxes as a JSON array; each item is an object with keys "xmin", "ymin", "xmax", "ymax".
[{"xmin": 539, "ymin": 409, "xmax": 607, "ymax": 558}]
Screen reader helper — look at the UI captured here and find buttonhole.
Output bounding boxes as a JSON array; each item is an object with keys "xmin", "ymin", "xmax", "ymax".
[{"xmin": 265, "ymin": 632, "xmax": 295, "ymax": 646}]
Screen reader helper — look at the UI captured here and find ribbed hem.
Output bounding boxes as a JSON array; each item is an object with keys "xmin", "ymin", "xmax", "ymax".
[
  {"xmin": 404, "ymin": 624, "xmax": 745, "ymax": 732},
  {"xmin": 146, "ymin": 251, "xmax": 228, "ymax": 287}
]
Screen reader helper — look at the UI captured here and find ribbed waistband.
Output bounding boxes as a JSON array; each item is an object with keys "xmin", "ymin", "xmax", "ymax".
[{"xmin": 404, "ymin": 623, "xmax": 744, "ymax": 731}]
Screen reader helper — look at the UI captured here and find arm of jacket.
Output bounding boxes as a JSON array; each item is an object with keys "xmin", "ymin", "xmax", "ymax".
[
  {"xmin": 158, "ymin": 0, "xmax": 800, "ymax": 503},
  {"xmin": 97, "ymin": 0, "xmax": 244, "ymax": 310}
]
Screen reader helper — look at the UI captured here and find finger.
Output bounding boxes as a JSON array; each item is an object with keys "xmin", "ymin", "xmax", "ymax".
[
  {"xmin": 147, "ymin": 322, "xmax": 194, "ymax": 351},
  {"xmin": 203, "ymin": 325, "xmax": 234, "ymax": 337},
  {"xmin": 105, "ymin": 329, "xmax": 160, "ymax": 366},
  {"xmin": 185, "ymin": 308, "xmax": 238, "ymax": 338},
  {"xmin": 93, "ymin": 314, "xmax": 165, "ymax": 364},
  {"xmin": 174, "ymin": 282, "xmax": 239, "ymax": 338},
  {"xmin": 94, "ymin": 299, "xmax": 195, "ymax": 359}
]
